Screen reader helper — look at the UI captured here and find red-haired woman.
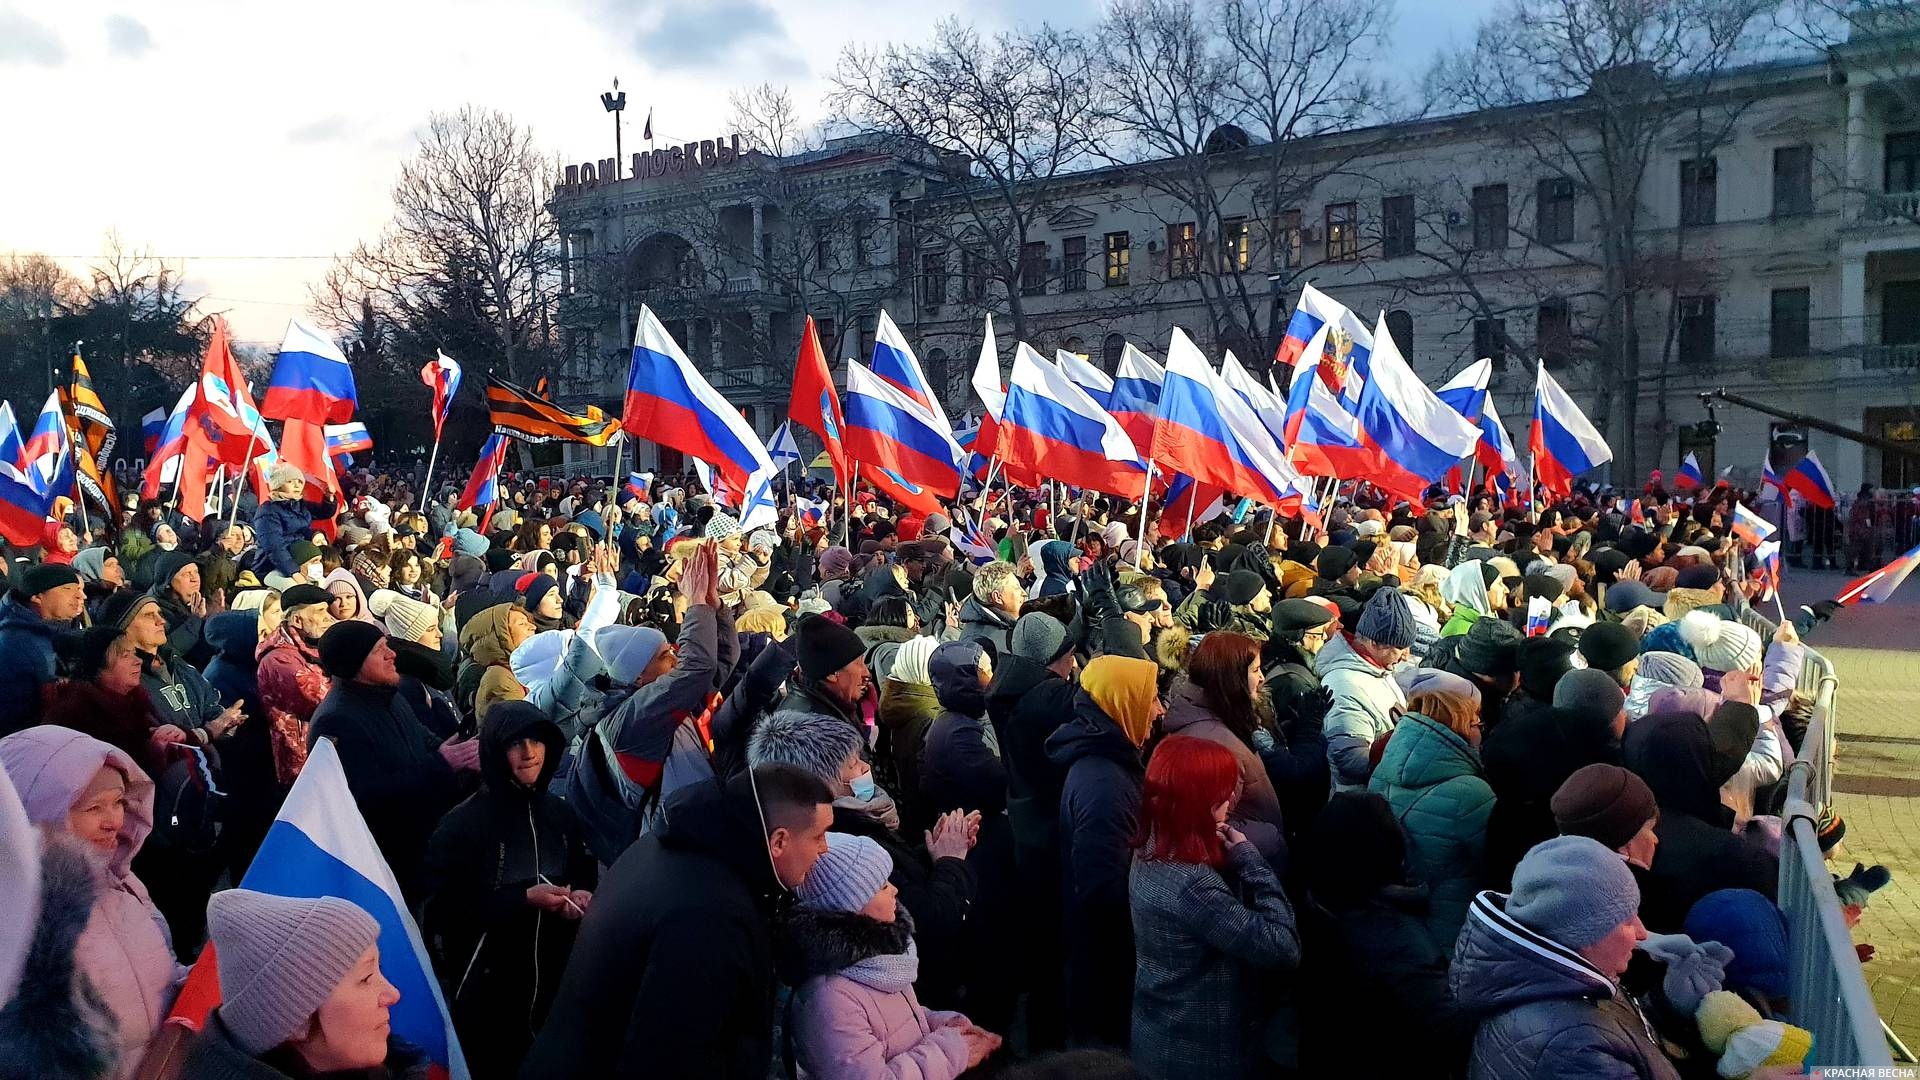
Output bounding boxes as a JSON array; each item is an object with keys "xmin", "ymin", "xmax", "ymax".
[
  {"xmin": 1128, "ymin": 735, "xmax": 1300, "ymax": 1080},
  {"xmin": 1161, "ymin": 631, "xmax": 1290, "ymax": 868}
]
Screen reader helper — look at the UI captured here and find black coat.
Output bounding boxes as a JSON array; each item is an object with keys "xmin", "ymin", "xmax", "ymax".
[
  {"xmin": 307, "ymin": 677, "xmax": 469, "ymax": 903},
  {"xmin": 391, "ymin": 638, "xmax": 455, "ymax": 693},
  {"xmin": 1045, "ymin": 692, "xmax": 1145, "ymax": 1049},
  {"xmin": 1298, "ymin": 885, "xmax": 1474, "ymax": 1078},
  {"xmin": 520, "ymin": 774, "xmax": 789, "ymax": 1080},
  {"xmin": 1480, "ymin": 704, "xmax": 1618, "ymax": 891},
  {"xmin": 987, "ymin": 655, "xmax": 1073, "ymax": 861},
  {"xmin": 423, "ymin": 703, "xmax": 596, "ymax": 1080},
  {"xmin": 1261, "ymin": 645, "xmax": 1332, "ymax": 845},
  {"xmin": 828, "ymin": 804, "xmax": 979, "ymax": 1011}
]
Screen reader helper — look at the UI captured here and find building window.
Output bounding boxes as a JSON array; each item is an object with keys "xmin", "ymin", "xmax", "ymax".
[
  {"xmin": 925, "ymin": 348, "xmax": 950, "ymax": 401},
  {"xmin": 1537, "ymin": 298, "xmax": 1571, "ymax": 361},
  {"xmin": 1324, "ymin": 203, "xmax": 1358, "ymax": 262},
  {"xmin": 1384, "ymin": 309, "xmax": 1413, "ymax": 353},
  {"xmin": 815, "ymin": 317, "xmax": 838, "ymax": 356},
  {"xmin": 1473, "ymin": 317, "xmax": 1506, "ymax": 365},
  {"xmin": 1020, "ymin": 241, "xmax": 1047, "ymax": 296},
  {"xmin": 852, "ymin": 218, "xmax": 870, "ymax": 265},
  {"xmin": 1773, "ymin": 146, "xmax": 1813, "ymax": 216},
  {"xmin": 1168, "ymin": 222, "xmax": 1199, "ymax": 277},
  {"xmin": 1274, "ymin": 209, "xmax": 1302, "ymax": 269},
  {"xmin": 962, "ymin": 249, "xmax": 987, "ymax": 300},
  {"xmin": 1887, "ymin": 132, "xmax": 1920, "ymax": 193},
  {"xmin": 1381, "ymin": 195, "xmax": 1415, "ymax": 258},
  {"xmin": 1680, "ymin": 158, "xmax": 1718, "ymax": 226},
  {"xmin": 920, "ymin": 252, "xmax": 948, "ymax": 306},
  {"xmin": 859, "ymin": 319, "xmax": 876, "ymax": 362},
  {"xmin": 1537, "ymin": 178, "xmax": 1576, "ymax": 244},
  {"xmin": 1770, "ymin": 287, "xmax": 1811, "ymax": 357},
  {"xmin": 1102, "ymin": 333, "xmax": 1126, "ymax": 374},
  {"xmin": 1221, "ymin": 217, "xmax": 1251, "ymax": 271},
  {"xmin": 1062, "ymin": 235, "xmax": 1087, "ymax": 292},
  {"xmin": 1678, "ymin": 295, "xmax": 1716, "ymax": 364},
  {"xmin": 813, "ymin": 224, "xmax": 834, "ymax": 270},
  {"xmin": 1104, "ymin": 232, "xmax": 1131, "ymax": 286},
  {"xmin": 1471, "ymin": 184, "xmax": 1509, "ymax": 250}
]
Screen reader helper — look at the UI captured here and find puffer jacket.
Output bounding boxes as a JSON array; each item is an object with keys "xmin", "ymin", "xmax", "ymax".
[
  {"xmin": 1315, "ymin": 632, "xmax": 1406, "ymax": 790},
  {"xmin": 1160, "ymin": 679, "xmax": 1286, "ymax": 870},
  {"xmin": 954, "ymin": 596, "xmax": 1015, "ymax": 656},
  {"xmin": 876, "ymin": 677, "xmax": 942, "ymax": 838},
  {"xmin": 255, "ymin": 626, "xmax": 330, "ymax": 785},
  {"xmin": 1451, "ymin": 891, "xmax": 1679, "ymax": 1080},
  {"xmin": 1367, "ymin": 713, "xmax": 1494, "ymax": 952},
  {"xmin": 0, "ymin": 726, "xmax": 185, "ymax": 1079},
  {"xmin": 247, "ymin": 494, "xmax": 335, "ymax": 579},
  {"xmin": 0, "ymin": 594, "xmax": 63, "ymax": 737},
  {"xmin": 777, "ymin": 909, "xmax": 970, "ymax": 1080}
]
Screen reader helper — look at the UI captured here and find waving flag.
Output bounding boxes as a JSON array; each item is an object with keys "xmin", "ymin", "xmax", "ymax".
[
  {"xmin": 971, "ymin": 314, "xmax": 1005, "ymax": 423},
  {"xmin": 0, "ymin": 403, "xmax": 22, "ymax": 469},
  {"xmin": 59, "ymin": 351, "xmax": 118, "ymax": 513},
  {"xmin": 263, "ymin": 318, "xmax": 358, "ymax": 424},
  {"xmin": 324, "ymin": 422, "xmax": 373, "ymax": 469},
  {"xmin": 457, "ymin": 433, "xmax": 510, "ymax": 515},
  {"xmin": 141, "ymin": 384, "xmax": 198, "ymax": 500},
  {"xmin": 0, "ymin": 393, "xmax": 72, "ymax": 544},
  {"xmin": 1674, "ymin": 452, "xmax": 1704, "ymax": 491},
  {"xmin": 1281, "ymin": 320, "xmax": 1371, "ymax": 477},
  {"xmin": 870, "ymin": 310, "xmax": 943, "ymax": 419},
  {"xmin": 485, "ymin": 376, "xmax": 616, "ymax": 445},
  {"xmin": 788, "ymin": 315, "xmax": 848, "ymax": 484},
  {"xmin": 624, "ymin": 305, "xmax": 776, "ymax": 497},
  {"xmin": 1108, "ymin": 343, "xmax": 1163, "ymax": 456},
  {"xmin": 1350, "ymin": 312, "xmax": 1483, "ymax": 502},
  {"xmin": 1157, "ymin": 473, "xmax": 1229, "ymax": 540},
  {"xmin": 140, "ymin": 406, "xmax": 165, "ymax": 459},
  {"xmin": 1274, "ymin": 282, "xmax": 1373, "ymax": 392},
  {"xmin": 1220, "ymin": 350, "xmax": 1291, "ymax": 452},
  {"xmin": 1436, "ymin": 358, "xmax": 1493, "ymax": 492},
  {"xmin": 767, "ymin": 420, "xmax": 802, "ymax": 470},
  {"xmin": 1750, "ymin": 539, "xmax": 1782, "ymax": 602},
  {"xmin": 1154, "ymin": 328, "xmax": 1307, "ymax": 509},
  {"xmin": 420, "ymin": 351, "xmax": 463, "ymax": 441},
  {"xmin": 998, "ymin": 342, "xmax": 1148, "ymax": 498},
  {"xmin": 166, "ymin": 740, "xmax": 469, "ymax": 1079},
  {"xmin": 1784, "ymin": 452, "xmax": 1836, "ymax": 509},
  {"xmin": 1530, "ymin": 361, "xmax": 1613, "ymax": 495},
  {"xmin": 1055, "ymin": 349, "xmax": 1115, "ymax": 409},
  {"xmin": 1760, "ymin": 453, "xmax": 1785, "ymax": 500},
  {"xmin": 623, "ymin": 471, "xmax": 653, "ymax": 501},
  {"xmin": 862, "ymin": 464, "xmax": 945, "ymax": 518},
  {"xmin": 690, "ymin": 458, "xmax": 736, "ymax": 505},
  {"xmin": 797, "ymin": 496, "xmax": 830, "ymax": 529},
  {"xmin": 1835, "ymin": 541, "xmax": 1920, "ymax": 606},
  {"xmin": 1478, "ymin": 401, "xmax": 1526, "ymax": 502},
  {"xmin": 1729, "ymin": 502, "xmax": 1777, "ymax": 547},
  {"xmin": 843, "ymin": 362, "xmax": 965, "ymax": 500},
  {"xmin": 193, "ymin": 320, "xmax": 278, "ymax": 472}
]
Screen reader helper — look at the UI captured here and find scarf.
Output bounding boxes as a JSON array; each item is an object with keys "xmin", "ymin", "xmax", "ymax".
[
  {"xmin": 841, "ymin": 931, "xmax": 920, "ymax": 993},
  {"xmin": 833, "ymin": 789, "xmax": 902, "ymax": 833}
]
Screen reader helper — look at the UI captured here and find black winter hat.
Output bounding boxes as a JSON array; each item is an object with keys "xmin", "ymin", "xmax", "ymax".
[
  {"xmin": 98, "ymin": 590, "xmax": 159, "ymax": 633},
  {"xmin": 1578, "ymin": 621, "xmax": 1640, "ymax": 673},
  {"xmin": 1316, "ymin": 546, "xmax": 1358, "ymax": 581},
  {"xmin": 1517, "ymin": 637, "xmax": 1578, "ymax": 701},
  {"xmin": 317, "ymin": 621, "xmax": 386, "ymax": 679},
  {"xmin": 280, "ymin": 584, "xmax": 331, "ymax": 612},
  {"xmin": 795, "ymin": 614, "xmax": 867, "ymax": 682},
  {"xmin": 15, "ymin": 562, "xmax": 80, "ymax": 598},
  {"xmin": 1457, "ymin": 616, "xmax": 1522, "ymax": 677},
  {"xmin": 1223, "ymin": 569, "xmax": 1267, "ymax": 607},
  {"xmin": 1273, "ymin": 598, "xmax": 1335, "ymax": 635}
]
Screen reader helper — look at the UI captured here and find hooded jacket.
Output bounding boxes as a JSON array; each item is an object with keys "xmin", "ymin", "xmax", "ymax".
[
  {"xmin": 1479, "ymin": 704, "xmax": 1619, "ymax": 892},
  {"xmin": 1451, "ymin": 890, "xmax": 1679, "ymax": 1080},
  {"xmin": 1367, "ymin": 713, "xmax": 1495, "ymax": 952},
  {"xmin": 320, "ymin": 567, "xmax": 379, "ymax": 626},
  {"xmin": 1440, "ymin": 561, "xmax": 1492, "ymax": 638},
  {"xmin": 875, "ymin": 669, "xmax": 942, "ymax": 839},
  {"xmin": 920, "ymin": 642, "xmax": 1003, "ymax": 818},
  {"xmin": 246, "ymin": 494, "xmax": 335, "ymax": 579},
  {"xmin": 147, "ymin": 551, "xmax": 212, "ymax": 667},
  {"xmin": 139, "ymin": 643, "xmax": 226, "ymax": 736},
  {"xmin": 0, "ymin": 594, "xmax": 65, "ymax": 737},
  {"xmin": 423, "ymin": 702, "xmax": 596, "ymax": 1078},
  {"xmin": 778, "ymin": 909, "xmax": 970, "ymax": 1080},
  {"xmin": 460, "ymin": 604, "xmax": 530, "ymax": 722},
  {"xmin": 1161, "ymin": 678, "xmax": 1287, "ymax": 869},
  {"xmin": 0, "ymin": 726, "xmax": 185, "ymax": 1078},
  {"xmin": 520, "ymin": 774, "xmax": 791, "ymax": 1078},
  {"xmin": 1315, "ymin": 631, "xmax": 1407, "ymax": 790},
  {"xmin": 1035, "ymin": 540, "xmax": 1077, "ymax": 598}
]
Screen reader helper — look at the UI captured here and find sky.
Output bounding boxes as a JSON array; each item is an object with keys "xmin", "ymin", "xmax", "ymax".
[{"xmin": 0, "ymin": 0, "xmax": 1495, "ymax": 348}]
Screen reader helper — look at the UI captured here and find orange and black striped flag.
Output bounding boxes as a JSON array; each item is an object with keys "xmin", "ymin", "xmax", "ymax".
[
  {"xmin": 59, "ymin": 351, "xmax": 118, "ymax": 512},
  {"xmin": 485, "ymin": 374, "xmax": 617, "ymax": 445},
  {"xmin": 533, "ymin": 374, "xmax": 550, "ymax": 399}
]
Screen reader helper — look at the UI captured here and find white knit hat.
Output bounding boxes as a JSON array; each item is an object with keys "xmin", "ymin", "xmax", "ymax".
[
  {"xmin": 207, "ymin": 890, "xmax": 381, "ymax": 1055},
  {"xmin": 367, "ymin": 589, "xmax": 439, "ymax": 643},
  {"xmin": 1678, "ymin": 611, "xmax": 1762, "ymax": 673}
]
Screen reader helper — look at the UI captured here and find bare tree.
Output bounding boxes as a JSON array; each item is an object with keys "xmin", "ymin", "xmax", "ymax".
[
  {"xmin": 730, "ymin": 82, "xmax": 813, "ymax": 159},
  {"xmin": 1775, "ymin": 1, "xmax": 1920, "ymax": 225}
]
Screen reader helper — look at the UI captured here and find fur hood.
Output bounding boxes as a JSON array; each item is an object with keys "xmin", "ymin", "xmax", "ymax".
[
  {"xmin": 776, "ymin": 908, "xmax": 915, "ymax": 985},
  {"xmin": 0, "ymin": 838, "xmax": 116, "ymax": 1080}
]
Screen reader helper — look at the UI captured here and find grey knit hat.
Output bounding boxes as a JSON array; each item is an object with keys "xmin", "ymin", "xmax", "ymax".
[
  {"xmin": 797, "ymin": 833, "xmax": 892, "ymax": 913},
  {"xmin": 1553, "ymin": 668, "xmax": 1627, "ymax": 724},
  {"xmin": 705, "ymin": 513, "xmax": 741, "ymax": 541},
  {"xmin": 207, "ymin": 889, "xmax": 382, "ymax": 1055},
  {"xmin": 1636, "ymin": 651, "xmax": 1703, "ymax": 690},
  {"xmin": 1356, "ymin": 587, "xmax": 1416, "ymax": 649},
  {"xmin": 1507, "ymin": 835, "xmax": 1641, "ymax": 948},
  {"xmin": 1010, "ymin": 612, "xmax": 1072, "ymax": 664},
  {"xmin": 747, "ymin": 529, "xmax": 778, "ymax": 553}
]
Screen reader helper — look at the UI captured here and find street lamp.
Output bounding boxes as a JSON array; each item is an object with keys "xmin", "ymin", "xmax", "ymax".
[{"xmin": 600, "ymin": 79, "xmax": 626, "ymax": 180}]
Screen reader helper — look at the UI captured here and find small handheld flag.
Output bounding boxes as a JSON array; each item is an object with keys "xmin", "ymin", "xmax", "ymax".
[
  {"xmin": 1834, "ymin": 541, "xmax": 1920, "ymax": 607},
  {"xmin": 1729, "ymin": 502, "xmax": 1776, "ymax": 547},
  {"xmin": 420, "ymin": 352, "xmax": 464, "ymax": 441},
  {"xmin": 623, "ymin": 471, "xmax": 653, "ymax": 501},
  {"xmin": 1783, "ymin": 452, "xmax": 1837, "ymax": 510},
  {"xmin": 1674, "ymin": 452, "xmax": 1704, "ymax": 490},
  {"xmin": 1750, "ymin": 539, "xmax": 1782, "ymax": 603}
]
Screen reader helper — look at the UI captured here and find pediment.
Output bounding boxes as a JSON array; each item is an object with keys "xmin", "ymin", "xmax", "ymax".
[{"xmin": 1046, "ymin": 205, "xmax": 1100, "ymax": 230}]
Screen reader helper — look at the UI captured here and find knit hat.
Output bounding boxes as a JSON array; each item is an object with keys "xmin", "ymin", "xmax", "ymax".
[
  {"xmin": 1507, "ymin": 835, "xmax": 1642, "ymax": 948},
  {"xmin": 1603, "ymin": 580, "xmax": 1665, "ymax": 615},
  {"xmin": 573, "ymin": 510, "xmax": 605, "ymax": 540},
  {"xmin": 1578, "ymin": 621, "xmax": 1640, "ymax": 673},
  {"xmin": 1316, "ymin": 546, "xmax": 1358, "ymax": 581},
  {"xmin": 1457, "ymin": 617, "xmax": 1523, "ymax": 677},
  {"xmin": 747, "ymin": 529, "xmax": 778, "ymax": 554},
  {"xmin": 1079, "ymin": 655, "xmax": 1160, "ymax": 747},
  {"xmin": 1551, "ymin": 764, "xmax": 1657, "ymax": 850},
  {"xmin": 97, "ymin": 591, "xmax": 159, "ymax": 633},
  {"xmin": 279, "ymin": 583, "xmax": 331, "ymax": 613},
  {"xmin": 316, "ymin": 620, "xmax": 386, "ymax": 679},
  {"xmin": 1675, "ymin": 564, "xmax": 1721, "ymax": 590},
  {"xmin": 796, "ymin": 614, "xmax": 867, "ymax": 681},
  {"xmin": 1011, "ymin": 612, "xmax": 1073, "ymax": 665},
  {"xmin": 1678, "ymin": 612, "xmax": 1762, "ymax": 673},
  {"xmin": 367, "ymin": 589, "xmax": 439, "ymax": 643},
  {"xmin": 517, "ymin": 573, "xmax": 559, "ymax": 613},
  {"xmin": 1355, "ymin": 587, "xmax": 1415, "ymax": 648},
  {"xmin": 819, "ymin": 547, "xmax": 854, "ymax": 579},
  {"xmin": 14, "ymin": 563, "xmax": 79, "ymax": 598},
  {"xmin": 71, "ymin": 547, "xmax": 112, "ymax": 583},
  {"xmin": 452, "ymin": 528, "xmax": 489, "ymax": 558},
  {"xmin": 796, "ymin": 833, "xmax": 893, "ymax": 913},
  {"xmin": 288, "ymin": 540, "xmax": 323, "ymax": 570},
  {"xmin": 1685, "ymin": 889, "xmax": 1790, "ymax": 1000},
  {"xmin": 1636, "ymin": 650, "xmax": 1703, "ymax": 690},
  {"xmin": 1717, "ymin": 1018, "xmax": 1813, "ymax": 1077},
  {"xmin": 1401, "ymin": 668, "xmax": 1481, "ymax": 707},
  {"xmin": 705, "ymin": 513, "xmax": 741, "ymax": 541},
  {"xmin": 1816, "ymin": 806, "xmax": 1846, "ymax": 852},
  {"xmin": 594, "ymin": 624, "xmax": 670, "ymax": 685},
  {"xmin": 1620, "ymin": 606, "xmax": 1669, "ymax": 640},
  {"xmin": 206, "ymin": 889, "xmax": 382, "ymax": 1056},
  {"xmin": 925, "ymin": 512, "xmax": 951, "ymax": 537},
  {"xmin": 1223, "ymin": 569, "xmax": 1267, "ymax": 607},
  {"xmin": 1518, "ymin": 637, "xmax": 1578, "ymax": 700},
  {"xmin": 1553, "ymin": 668, "xmax": 1626, "ymax": 722}
]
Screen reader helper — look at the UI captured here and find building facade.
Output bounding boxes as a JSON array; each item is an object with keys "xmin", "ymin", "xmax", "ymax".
[{"xmin": 550, "ymin": 33, "xmax": 1920, "ymax": 493}]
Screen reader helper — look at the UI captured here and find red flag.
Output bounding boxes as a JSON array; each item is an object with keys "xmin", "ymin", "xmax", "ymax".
[
  {"xmin": 788, "ymin": 316, "xmax": 848, "ymax": 485},
  {"xmin": 279, "ymin": 417, "xmax": 341, "ymax": 538}
]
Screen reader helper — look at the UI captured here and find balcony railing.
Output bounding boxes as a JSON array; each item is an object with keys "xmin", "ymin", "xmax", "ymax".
[
  {"xmin": 1861, "ymin": 190, "xmax": 1920, "ymax": 225},
  {"xmin": 1862, "ymin": 342, "xmax": 1920, "ymax": 370}
]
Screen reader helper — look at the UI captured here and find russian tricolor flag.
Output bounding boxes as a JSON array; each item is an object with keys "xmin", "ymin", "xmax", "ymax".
[
  {"xmin": 141, "ymin": 384, "xmax": 198, "ymax": 499},
  {"xmin": 457, "ymin": 433, "xmax": 510, "ymax": 513},
  {"xmin": 1529, "ymin": 360, "xmax": 1613, "ymax": 495},
  {"xmin": 0, "ymin": 393, "xmax": 71, "ymax": 545},
  {"xmin": 969, "ymin": 315, "xmax": 1007, "ymax": 476},
  {"xmin": 139, "ymin": 405, "xmax": 165, "ymax": 460},
  {"xmin": 998, "ymin": 342, "xmax": 1148, "ymax": 498},
  {"xmin": 1221, "ymin": 350, "xmax": 1292, "ymax": 451},
  {"xmin": 623, "ymin": 305, "xmax": 777, "ymax": 498},
  {"xmin": 1836, "ymin": 541, "xmax": 1920, "ymax": 606},
  {"xmin": 1436, "ymin": 359, "xmax": 1493, "ymax": 490},
  {"xmin": 263, "ymin": 318, "xmax": 359, "ymax": 424},
  {"xmin": 1157, "ymin": 473, "xmax": 1228, "ymax": 540},
  {"xmin": 1153, "ymin": 328, "xmax": 1306, "ymax": 509},
  {"xmin": 1751, "ymin": 539, "xmax": 1782, "ymax": 602},
  {"xmin": 1108, "ymin": 343, "xmax": 1163, "ymax": 456},
  {"xmin": 844, "ymin": 362, "xmax": 965, "ymax": 499},
  {"xmin": 1674, "ymin": 451, "xmax": 1704, "ymax": 490},
  {"xmin": 1730, "ymin": 501, "xmax": 1777, "ymax": 547},
  {"xmin": 1280, "ymin": 320, "xmax": 1373, "ymax": 478},
  {"xmin": 1479, "ymin": 401, "xmax": 1526, "ymax": 503},
  {"xmin": 325, "ymin": 422, "xmax": 373, "ymax": 466},
  {"xmin": 1784, "ymin": 452, "xmax": 1836, "ymax": 509},
  {"xmin": 871, "ymin": 310, "xmax": 944, "ymax": 421},
  {"xmin": 624, "ymin": 471, "xmax": 653, "ymax": 501},
  {"xmin": 1055, "ymin": 349, "xmax": 1115, "ymax": 410},
  {"xmin": 1349, "ymin": 313, "xmax": 1483, "ymax": 501},
  {"xmin": 168, "ymin": 740, "xmax": 468, "ymax": 1078},
  {"xmin": 0, "ymin": 402, "xmax": 21, "ymax": 469},
  {"xmin": 420, "ymin": 351, "xmax": 463, "ymax": 441},
  {"xmin": 1273, "ymin": 282, "xmax": 1373, "ymax": 391}
]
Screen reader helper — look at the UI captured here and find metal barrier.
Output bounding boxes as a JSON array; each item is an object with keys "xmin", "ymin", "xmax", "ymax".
[{"xmin": 1778, "ymin": 656, "xmax": 1894, "ymax": 1067}]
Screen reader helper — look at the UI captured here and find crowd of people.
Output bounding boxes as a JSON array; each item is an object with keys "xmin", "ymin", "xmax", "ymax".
[{"xmin": 0, "ymin": 456, "xmax": 1892, "ymax": 1080}]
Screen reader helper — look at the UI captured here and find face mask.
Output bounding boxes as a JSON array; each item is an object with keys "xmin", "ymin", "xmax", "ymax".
[
  {"xmin": 306, "ymin": 564, "xmax": 324, "ymax": 582},
  {"xmin": 850, "ymin": 770, "xmax": 877, "ymax": 801}
]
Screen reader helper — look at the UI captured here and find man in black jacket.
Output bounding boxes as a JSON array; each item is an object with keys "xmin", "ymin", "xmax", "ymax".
[
  {"xmin": 308, "ymin": 621, "xmax": 478, "ymax": 902},
  {"xmin": 520, "ymin": 766, "xmax": 833, "ymax": 1079}
]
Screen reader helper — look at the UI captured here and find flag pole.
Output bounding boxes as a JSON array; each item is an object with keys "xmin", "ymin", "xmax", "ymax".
[
  {"xmin": 1774, "ymin": 593, "xmax": 1787, "ymax": 625},
  {"xmin": 418, "ymin": 433, "xmax": 444, "ymax": 513},
  {"xmin": 604, "ymin": 434, "xmax": 624, "ymax": 519},
  {"xmin": 226, "ymin": 425, "xmax": 263, "ymax": 528},
  {"xmin": 1182, "ymin": 493, "xmax": 1198, "ymax": 543},
  {"xmin": 845, "ymin": 462, "xmax": 859, "ymax": 547},
  {"xmin": 1133, "ymin": 460, "xmax": 1155, "ymax": 569}
]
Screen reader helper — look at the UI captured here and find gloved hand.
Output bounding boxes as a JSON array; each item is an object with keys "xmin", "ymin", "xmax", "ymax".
[
  {"xmin": 1834, "ymin": 862, "xmax": 1892, "ymax": 907},
  {"xmin": 1800, "ymin": 599, "xmax": 1841, "ymax": 624},
  {"xmin": 1077, "ymin": 559, "xmax": 1115, "ymax": 600},
  {"xmin": 1639, "ymin": 934, "xmax": 1732, "ymax": 1015}
]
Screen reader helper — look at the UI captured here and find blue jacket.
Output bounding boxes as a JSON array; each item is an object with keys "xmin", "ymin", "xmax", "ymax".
[
  {"xmin": 0, "ymin": 595, "xmax": 62, "ymax": 736},
  {"xmin": 248, "ymin": 495, "xmax": 336, "ymax": 578}
]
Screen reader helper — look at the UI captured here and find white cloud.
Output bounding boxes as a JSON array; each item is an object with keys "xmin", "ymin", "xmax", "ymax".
[
  {"xmin": 104, "ymin": 13, "xmax": 153, "ymax": 59},
  {"xmin": 0, "ymin": 9, "xmax": 67, "ymax": 66}
]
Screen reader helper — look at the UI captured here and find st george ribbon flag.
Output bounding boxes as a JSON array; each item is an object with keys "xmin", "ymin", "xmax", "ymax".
[{"xmin": 166, "ymin": 739, "xmax": 469, "ymax": 1079}]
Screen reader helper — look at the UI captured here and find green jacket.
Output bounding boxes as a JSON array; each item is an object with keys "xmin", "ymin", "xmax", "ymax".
[
  {"xmin": 1174, "ymin": 586, "xmax": 1270, "ymax": 642},
  {"xmin": 1368, "ymin": 713, "xmax": 1495, "ymax": 952},
  {"xmin": 1439, "ymin": 605, "xmax": 1481, "ymax": 638}
]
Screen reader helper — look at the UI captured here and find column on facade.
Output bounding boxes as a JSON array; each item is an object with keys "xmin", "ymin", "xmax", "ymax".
[
  {"xmin": 751, "ymin": 201, "xmax": 765, "ymax": 291},
  {"xmin": 1846, "ymin": 87, "xmax": 1869, "ymax": 223},
  {"xmin": 1840, "ymin": 254, "xmax": 1867, "ymax": 350}
]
